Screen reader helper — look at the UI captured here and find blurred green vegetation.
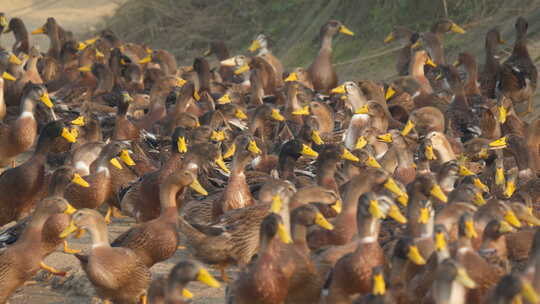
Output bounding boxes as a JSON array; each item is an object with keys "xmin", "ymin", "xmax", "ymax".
[{"xmin": 101, "ymin": 0, "xmax": 539, "ymax": 79}]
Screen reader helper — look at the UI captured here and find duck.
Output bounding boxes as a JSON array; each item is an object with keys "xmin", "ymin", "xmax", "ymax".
[
  {"xmin": 484, "ymin": 273, "xmax": 539, "ymax": 303},
  {"xmin": 226, "ymin": 213, "xmax": 293, "ymax": 304},
  {"xmin": 248, "ymin": 33, "xmax": 284, "ymax": 88},
  {"xmin": 498, "ymin": 17, "xmax": 538, "ymax": 115},
  {"xmin": 281, "ymin": 204, "xmax": 335, "ymax": 303},
  {"xmin": 179, "ymin": 179, "xmax": 295, "ymax": 281},
  {"xmin": 0, "ymin": 121, "xmax": 75, "ymax": 226},
  {"xmin": 0, "ymin": 81, "xmax": 53, "ymax": 167},
  {"xmin": 147, "ymin": 259, "xmax": 220, "ymax": 304},
  {"xmin": 63, "ymin": 142, "xmax": 134, "ymax": 214},
  {"xmin": 439, "ymin": 64, "xmax": 482, "ymax": 143},
  {"xmin": 111, "ymin": 159, "xmax": 206, "ymax": 267},
  {"xmin": 321, "ymin": 192, "xmax": 405, "ymax": 302},
  {"xmin": 60, "ymin": 208, "xmax": 151, "ymax": 304},
  {"xmin": 426, "ymin": 258, "xmax": 476, "ymax": 304},
  {"xmin": 480, "ymin": 28, "xmax": 505, "ymax": 99},
  {"xmin": 0, "ymin": 195, "xmax": 75, "ymax": 303},
  {"xmin": 453, "ymin": 213, "xmax": 504, "ymax": 303},
  {"xmin": 205, "ymin": 40, "xmax": 235, "ymax": 82},
  {"xmin": 384, "ymin": 25, "xmax": 419, "ymax": 76},
  {"xmin": 4, "ymin": 17, "xmax": 30, "ymax": 56},
  {"xmin": 181, "ymin": 134, "xmax": 261, "ymax": 224},
  {"xmin": 307, "ymin": 20, "xmax": 354, "ymax": 94},
  {"xmin": 120, "ymin": 127, "xmax": 194, "ymax": 222}
]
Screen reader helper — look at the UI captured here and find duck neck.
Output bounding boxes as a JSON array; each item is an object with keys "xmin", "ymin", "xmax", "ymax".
[
  {"xmin": 395, "ymin": 143, "xmax": 414, "ymax": 166},
  {"xmin": 348, "ymin": 89, "xmax": 368, "ymax": 112},
  {"xmin": 320, "ymin": 33, "xmax": 334, "ymax": 53},
  {"xmin": 433, "ymin": 140, "xmax": 456, "ymax": 163},
  {"xmin": 88, "ymin": 219, "xmax": 110, "ymax": 248},
  {"xmin": 357, "ymin": 216, "xmax": 380, "ymax": 243},
  {"xmin": 19, "ymin": 208, "xmax": 50, "ymax": 243},
  {"xmin": 316, "ymin": 161, "xmax": 339, "ymax": 192},
  {"xmin": 485, "ymin": 39, "xmax": 499, "ymax": 67},
  {"xmin": 196, "ymin": 65, "xmax": 211, "ymax": 94},
  {"xmin": 291, "ymin": 221, "xmax": 309, "ymax": 252},
  {"xmin": 457, "ymin": 235, "xmax": 473, "ymax": 250},
  {"xmin": 19, "ymin": 96, "xmax": 36, "ymax": 118},
  {"xmin": 48, "ymin": 27, "xmax": 62, "ymax": 59},
  {"xmin": 48, "ymin": 178, "xmax": 70, "ymax": 198},
  {"xmin": 278, "ymin": 153, "xmax": 299, "ymax": 180},
  {"xmin": 26, "ymin": 54, "xmax": 40, "ymax": 75},
  {"xmin": 417, "ymin": 217, "xmax": 435, "ymax": 239},
  {"xmin": 0, "ymin": 78, "xmax": 5, "ymax": 118},
  {"xmin": 464, "ymin": 63, "xmax": 480, "ymax": 96},
  {"xmin": 290, "ymin": 187, "xmax": 333, "ymax": 209},
  {"xmin": 259, "ymin": 232, "xmax": 283, "ymax": 255},
  {"xmin": 158, "ymin": 180, "xmax": 181, "ymax": 220}
]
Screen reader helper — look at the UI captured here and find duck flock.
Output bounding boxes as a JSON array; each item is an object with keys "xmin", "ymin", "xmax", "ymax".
[{"xmin": 0, "ymin": 9, "xmax": 539, "ymax": 304}]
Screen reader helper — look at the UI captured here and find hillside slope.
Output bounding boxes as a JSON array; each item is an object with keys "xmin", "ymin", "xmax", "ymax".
[{"xmin": 102, "ymin": 0, "xmax": 540, "ymax": 82}]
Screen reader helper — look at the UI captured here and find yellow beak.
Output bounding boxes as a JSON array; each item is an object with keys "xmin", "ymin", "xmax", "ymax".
[
  {"xmin": 488, "ymin": 136, "xmax": 507, "ymax": 149},
  {"xmin": 271, "ymin": 108, "xmax": 285, "ymax": 121},
  {"xmin": 339, "ymin": 25, "xmax": 355, "ymax": 36},
  {"xmin": 450, "ymin": 23, "xmax": 466, "ymax": 34},
  {"xmin": 331, "ymin": 85, "xmax": 346, "ymax": 94},
  {"xmin": 177, "ymin": 136, "xmax": 187, "ymax": 153},
  {"xmin": 235, "ymin": 109, "xmax": 248, "ymax": 120},
  {"xmin": 138, "ymin": 55, "xmax": 152, "ymax": 64},
  {"xmin": 223, "ymin": 144, "xmax": 236, "ymax": 159},
  {"xmin": 355, "ymin": 136, "xmax": 367, "ymax": 150},
  {"xmin": 425, "ymin": 57, "xmax": 437, "ymax": 68},
  {"xmin": 218, "ymin": 94, "xmax": 232, "ymax": 104},
  {"xmin": 248, "ymin": 140, "xmax": 262, "ymax": 155},
  {"xmin": 341, "ymin": 148, "xmax": 360, "ymax": 162},
  {"xmin": 9, "ymin": 54, "xmax": 22, "ymax": 65},
  {"xmin": 377, "ymin": 133, "xmax": 393, "ymax": 143},
  {"xmin": 120, "ymin": 150, "xmax": 136, "ymax": 166},
  {"xmin": 110, "ymin": 158, "xmax": 123, "ymax": 169},
  {"xmin": 71, "ymin": 173, "xmax": 90, "ymax": 188},
  {"xmin": 61, "ymin": 127, "xmax": 77, "ymax": 143},
  {"xmin": 248, "ymin": 39, "xmax": 261, "ymax": 52},
  {"xmin": 190, "ymin": 178, "xmax": 208, "ymax": 196},
  {"xmin": 407, "ymin": 245, "xmax": 426, "ymax": 265},
  {"xmin": 284, "ymin": 72, "xmax": 298, "ymax": 82},
  {"xmin": 311, "ymin": 130, "xmax": 324, "ymax": 145},
  {"xmin": 315, "ymin": 212, "xmax": 334, "ymax": 230},
  {"xmin": 401, "ymin": 120, "xmax": 415, "ymax": 136},
  {"xmin": 71, "ymin": 116, "xmax": 85, "ymax": 126},
  {"xmin": 2, "ymin": 71, "xmax": 16, "ymax": 81},
  {"xmin": 40, "ymin": 92, "xmax": 54, "ymax": 108},
  {"xmin": 78, "ymin": 65, "xmax": 92, "ymax": 72},
  {"xmin": 384, "ymin": 32, "xmax": 394, "ymax": 44},
  {"xmin": 301, "ymin": 144, "xmax": 319, "ymax": 158},
  {"xmin": 355, "ymin": 104, "xmax": 369, "ymax": 115},
  {"xmin": 31, "ymin": 27, "xmax": 45, "ymax": 35},
  {"xmin": 385, "ymin": 86, "xmax": 396, "ymax": 100},
  {"xmin": 292, "ymin": 105, "xmax": 310, "ymax": 116},
  {"xmin": 196, "ymin": 267, "xmax": 221, "ymax": 288},
  {"xmin": 234, "ymin": 64, "xmax": 250, "ymax": 75},
  {"xmin": 59, "ymin": 220, "xmax": 78, "ymax": 238}
]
